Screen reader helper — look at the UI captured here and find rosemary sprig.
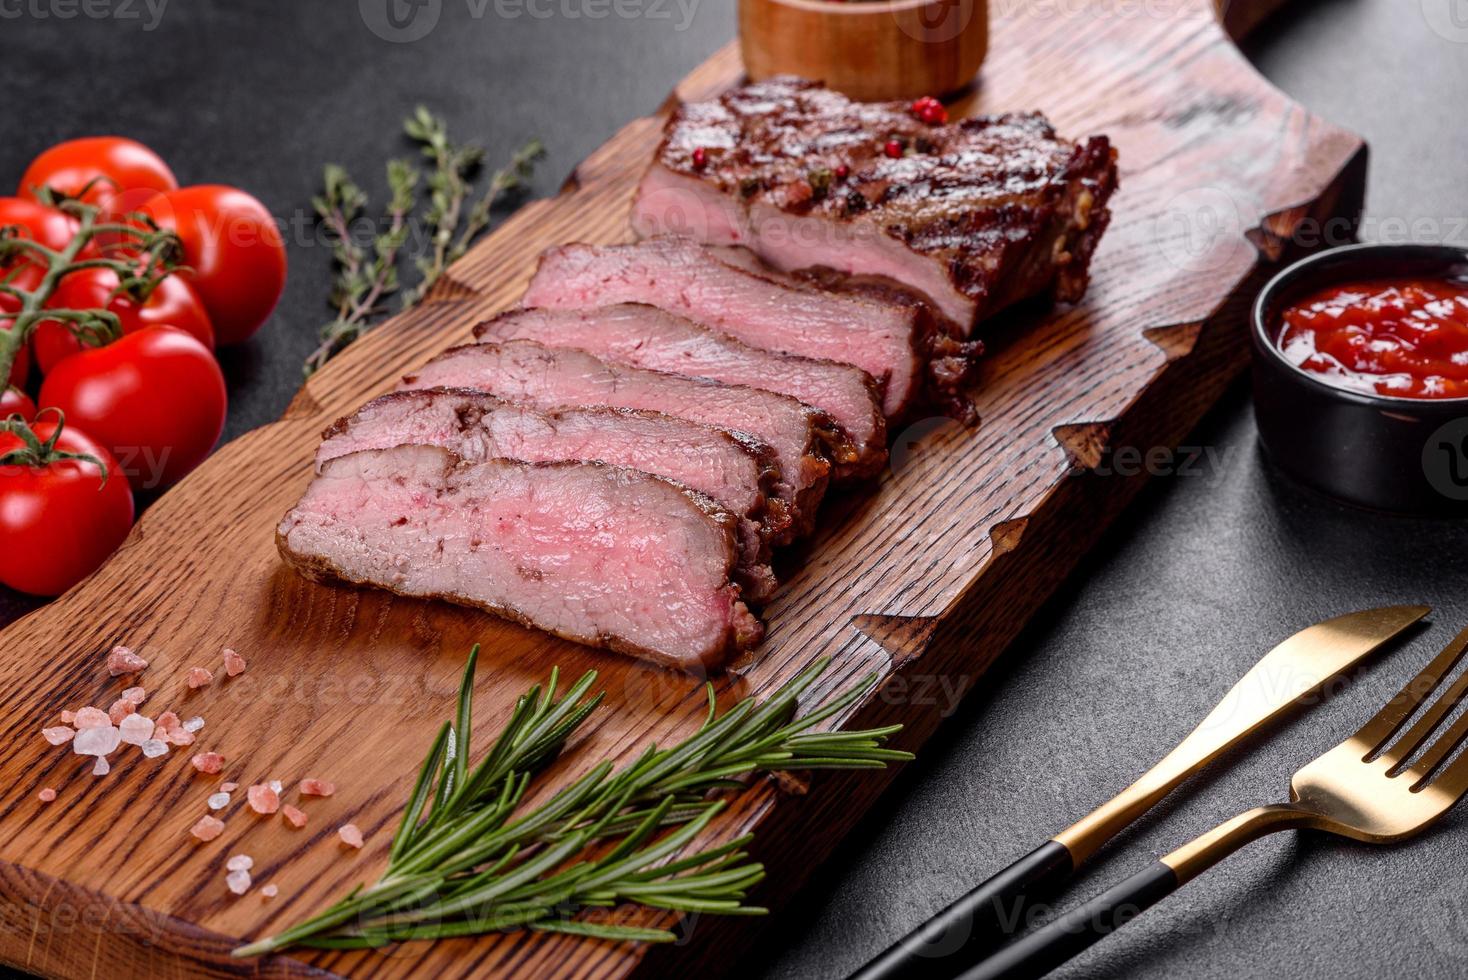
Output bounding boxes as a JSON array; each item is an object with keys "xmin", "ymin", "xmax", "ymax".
[
  {"xmin": 305, "ymin": 160, "xmax": 418, "ymax": 377},
  {"xmin": 234, "ymin": 649, "xmax": 908, "ymax": 957}
]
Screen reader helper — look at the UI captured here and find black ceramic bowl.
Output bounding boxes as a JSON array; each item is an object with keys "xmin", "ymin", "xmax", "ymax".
[{"xmin": 1251, "ymin": 243, "xmax": 1468, "ymax": 515}]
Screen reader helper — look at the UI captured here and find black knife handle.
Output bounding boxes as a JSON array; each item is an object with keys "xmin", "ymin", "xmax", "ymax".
[
  {"xmin": 848, "ymin": 840, "xmax": 1076, "ymax": 980},
  {"xmin": 956, "ymin": 861, "xmax": 1180, "ymax": 980}
]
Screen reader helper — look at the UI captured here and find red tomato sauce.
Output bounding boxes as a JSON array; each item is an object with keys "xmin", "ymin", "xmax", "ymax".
[{"xmin": 1277, "ymin": 278, "xmax": 1468, "ymax": 399}]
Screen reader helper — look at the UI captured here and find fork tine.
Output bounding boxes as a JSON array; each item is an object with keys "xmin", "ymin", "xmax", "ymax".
[
  {"xmin": 1384, "ymin": 660, "xmax": 1468, "ymax": 771},
  {"xmin": 1357, "ymin": 624, "xmax": 1468, "ymax": 760},
  {"xmin": 1406, "ymin": 703, "xmax": 1468, "ymax": 791}
]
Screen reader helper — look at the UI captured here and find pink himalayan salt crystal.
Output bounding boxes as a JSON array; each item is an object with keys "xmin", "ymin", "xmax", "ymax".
[
  {"xmin": 221, "ymin": 781, "xmax": 238, "ymax": 792},
  {"xmin": 192, "ymin": 752, "xmax": 226, "ymax": 774},
  {"xmin": 299, "ymin": 779, "xmax": 336, "ymax": 798},
  {"xmin": 121, "ymin": 686, "xmax": 147, "ymax": 704},
  {"xmin": 166, "ymin": 729, "xmax": 196, "ymax": 747},
  {"xmin": 38, "ymin": 788, "xmax": 56, "ymax": 803},
  {"xmin": 156, "ymin": 710, "xmax": 181, "ymax": 731},
  {"xmin": 106, "ymin": 646, "xmax": 148, "ymax": 677},
  {"xmin": 261, "ymin": 884, "xmax": 278, "ymax": 899},
  {"xmin": 107, "ymin": 699, "xmax": 137, "ymax": 725},
  {"xmin": 73, "ymin": 725, "xmax": 121, "ymax": 757},
  {"xmin": 92, "ymin": 757, "xmax": 110, "ymax": 776},
  {"xmin": 118, "ymin": 713, "xmax": 155, "ymax": 746},
  {"xmin": 190, "ymin": 815, "xmax": 225, "ymax": 842},
  {"xmin": 186, "ymin": 667, "xmax": 214, "ymax": 690},
  {"xmin": 226, "ymin": 854, "xmax": 254, "ymax": 872},
  {"xmin": 223, "ymin": 649, "xmax": 247, "ymax": 677},
  {"xmin": 226, "ymin": 869, "xmax": 252, "ymax": 895},
  {"xmin": 337, "ymin": 824, "xmax": 364, "ymax": 849},
  {"xmin": 247, "ymin": 784, "xmax": 280, "ymax": 815},
  {"xmin": 42, "ymin": 726, "xmax": 74, "ymax": 746},
  {"xmin": 60, "ymin": 710, "xmax": 75, "ymax": 724},
  {"xmin": 73, "ymin": 706, "xmax": 110, "ymax": 729},
  {"xmin": 282, "ymin": 805, "xmax": 308, "ymax": 829}
]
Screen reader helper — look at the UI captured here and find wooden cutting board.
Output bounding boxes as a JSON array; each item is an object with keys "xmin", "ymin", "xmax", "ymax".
[{"xmin": 0, "ymin": 2, "xmax": 1364, "ymax": 977}]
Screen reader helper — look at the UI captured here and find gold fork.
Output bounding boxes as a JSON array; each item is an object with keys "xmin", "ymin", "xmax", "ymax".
[{"xmin": 964, "ymin": 624, "xmax": 1468, "ymax": 980}]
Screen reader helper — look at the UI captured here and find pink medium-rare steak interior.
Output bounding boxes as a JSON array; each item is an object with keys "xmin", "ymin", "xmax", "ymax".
[
  {"xmin": 277, "ymin": 445, "xmax": 762, "ymax": 670},
  {"xmin": 631, "ymin": 76, "xmax": 1117, "ymax": 332},
  {"xmin": 400, "ymin": 339, "xmax": 840, "ymax": 538},
  {"xmin": 474, "ymin": 304, "xmax": 887, "ymax": 478},
  {"xmin": 317, "ymin": 389, "xmax": 781, "ymax": 600},
  {"xmin": 521, "ymin": 237, "xmax": 943, "ymax": 420}
]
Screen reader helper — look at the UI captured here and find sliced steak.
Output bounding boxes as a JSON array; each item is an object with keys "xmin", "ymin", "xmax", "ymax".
[
  {"xmin": 522, "ymin": 236, "xmax": 977, "ymax": 419},
  {"xmin": 474, "ymin": 304, "xmax": 887, "ymax": 478},
  {"xmin": 317, "ymin": 389, "xmax": 781, "ymax": 600},
  {"xmin": 278, "ymin": 446, "xmax": 762, "ymax": 671},
  {"xmin": 400, "ymin": 339, "xmax": 839, "ymax": 538},
  {"xmin": 631, "ymin": 76, "xmax": 1117, "ymax": 333}
]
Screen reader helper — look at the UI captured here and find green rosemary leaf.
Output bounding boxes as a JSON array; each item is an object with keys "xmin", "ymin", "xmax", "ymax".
[
  {"xmin": 531, "ymin": 921, "xmax": 677, "ymax": 944},
  {"xmin": 389, "ymin": 720, "xmax": 451, "ymax": 862}
]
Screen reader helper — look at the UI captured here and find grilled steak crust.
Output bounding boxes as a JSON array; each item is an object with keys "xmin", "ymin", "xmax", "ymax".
[
  {"xmin": 523, "ymin": 237, "xmax": 976, "ymax": 420},
  {"xmin": 400, "ymin": 339, "xmax": 841, "ymax": 539},
  {"xmin": 631, "ymin": 76, "xmax": 1118, "ymax": 332},
  {"xmin": 319, "ymin": 388, "xmax": 783, "ymax": 600},
  {"xmin": 474, "ymin": 304, "xmax": 888, "ymax": 478},
  {"xmin": 277, "ymin": 446, "xmax": 763, "ymax": 671}
]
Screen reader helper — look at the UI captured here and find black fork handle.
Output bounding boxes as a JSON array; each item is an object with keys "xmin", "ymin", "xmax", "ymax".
[
  {"xmin": 848, "ymin": 841, "xmax": 1076, "ymax": 980},
  {"xmin": 956, "ymin": 861, "xmax": 1179, "ymax": 980}
]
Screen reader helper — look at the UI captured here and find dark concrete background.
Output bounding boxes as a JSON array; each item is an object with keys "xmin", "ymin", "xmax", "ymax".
[{"xmin": 3, "ymin": 1, "xmax": 1468, "ymax": 977}]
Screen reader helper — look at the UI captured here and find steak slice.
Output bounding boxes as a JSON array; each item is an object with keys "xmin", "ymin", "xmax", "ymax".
[
  {"xmin": 278, "ymin": 445, "xmax": 762, "ymax": 671},
  {"xmin": 317, "ymin": 389, "xmax": 781, "ymax": 601},
  {"xmin": 523, "ymin": 237, "xmax": 976, "ymax": 420},
  {"xmin": 400, "ymin": 339, "xmax": 840, "ymax": 538},
  {"xmin": 631, "ymin": 76, "xmax": 1118, "ymax": 333},
  {"xmin": 474, "ymin": 304, "xmax": 887, "ymax": 478}
]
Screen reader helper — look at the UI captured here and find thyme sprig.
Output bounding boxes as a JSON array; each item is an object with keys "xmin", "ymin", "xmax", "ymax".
[
  {"xmin": 305, "ymin": 107, "xmax": 543, "ymax": 375},
  {"xmin": 234, "ymin": 649, "xmax": 908, "ymax": 957}
]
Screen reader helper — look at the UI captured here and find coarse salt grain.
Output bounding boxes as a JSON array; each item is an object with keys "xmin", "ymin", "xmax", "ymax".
[
  {"xmin": 60, "ymin": 710, "xmax": 75, "ymax": 724},
  {"xmin": 338, "ymin": 824, "xmax": 364, "ymax": 849},
  {"xmin": 155, "ymin": 710, "xmax": 180, "ymax": 731},
  {"xmin": 191, "ymin": 814, "xmax": 225, "ymax": 842},
  {"xmin": 220, "ymin": 781, "xmax": 238, "ymax": 792},
  {"xmin": 38, "ymin": 788, "xmax": 56, "ymax": 802},
  {"xmin": 121, "ymin": 686, "xmax": 147, "ymax": 705},
  {"xmin": 140, "ymin": 739, "xmax": 169, "ymax": 759},
  {"xmin": 299, "ymin": 778, "xmax": 336, "ymax": 798},
  {"xmin": 166, "ymin": 729, "xmax": 196, "ymax": 747},
  {"xmin": 268, "ymin": 779, "xmax": 283, "ymax": 794},
  {"xmin": 183, "ymin": 716, "xmax": 205, "ymax": 733},
  {"xmin": 92, "ymin": 757, "xmax": 110, "ymax": 776},
  {"xmin": 73, "ymin": 706, "xmax": 110, "ymax": 729},
  {"xmin": 208, "ymin": 792, "xmax": 231, "ymax": 810},
  {"xmin": 74, "ymin": 726, "xmax": 121, "ymax": 757},
  {"xmin": 192, "ymin": 752, "xmax": 225, "ymax": 774},
  {"xmin": 223, "ymin": 649, "xmax": 247, "ymax": 676},
  {"xmin": 261, "ymin": 884, "xmax": 278, "ymax": 899},
  {"xmin": 247, "ymin": 784, "xmax": 280, "ymax": 815},
  {"xmin": 186, "ymin": 667, "xmax": 213, "ymax": 690},
  {"xmin": 282, "ymin": 805, "xmax": 308, "ymax": 828},
  {"xmin": 226, "ymin": 869, "xmax": 252, "ymax": 895},
  {"xmin": 118, "ymin": 713, "xmax": 155, "ymax": 745},
  {"xmin": 106, "ymin": 646, "xmax": 148, "ymax": 677},
  {"xmin": 107, "ymin": 699, "xmax": 136, "ymax": 725},
  {"xmin": 226, "ymin": 854, "xmax": 253, "ymax": 872},
  {"xmin": 42, "ymin": 726, "xmax": 74, "ymax": 746}
]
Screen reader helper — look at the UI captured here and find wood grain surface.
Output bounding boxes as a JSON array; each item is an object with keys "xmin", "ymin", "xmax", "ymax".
[{"xmin": 0, "ymin": 1, "xmax": 1364, "ymax": 977}]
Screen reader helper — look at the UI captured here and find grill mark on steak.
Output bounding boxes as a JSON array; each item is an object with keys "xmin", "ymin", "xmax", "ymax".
[{"xmin": 631, "ymin": 76, "xmax": 1117, "ymax": 333}]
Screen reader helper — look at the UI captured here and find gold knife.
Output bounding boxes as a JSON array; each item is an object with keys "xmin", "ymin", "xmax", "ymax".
[{"xmin": 849, "ymin": 605, "xmax": 1430, "ymax": 980}]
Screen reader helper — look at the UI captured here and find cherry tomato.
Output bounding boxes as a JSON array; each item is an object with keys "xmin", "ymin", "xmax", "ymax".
[
  {"xmin": 1, "ymin": 387, "xmax": 34, "ymax": 421},
  {"xmin": 138, "ymin": 186, "xmax": 286, "ymax": 345},
  {"xmin": 32, "ymin": 267, "xmax": 215, "ymax": 373},
  {"xmin": 39, "ymin": 326, "xmax": 226, "ymax": 490},
  {"xmin": 18, "ymin": 137, "xmax": 177, "ymax": 214},
  {"xmin": 0, "ymin": 415, "xmax": 134, "ymax": 596}
]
